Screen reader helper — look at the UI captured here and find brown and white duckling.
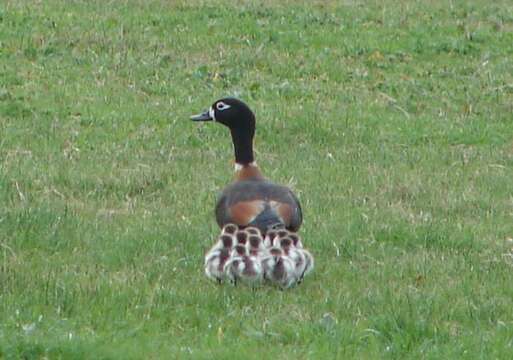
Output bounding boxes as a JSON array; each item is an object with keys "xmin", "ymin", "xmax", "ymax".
[
  {"xmin": 279, "ymin": 236, "xmax": 306, "ymax": 283},
  {"xmin": 247, "ymin": 234, "xmax": 266, "ymax": 257},
  {"xmin": 262, "ymin": 247, "xmax": 296, "ymax": 289},
  {"xmin": 235, "ymin": 230, "xmax": 249, "ymax": 246},
  {"xmin": 297, "ymin": 248, "xmax": 314, "ymax": 282},
  {"xmin": 204, "ymin": 245, "xmax": 232, "ymax": 284},
  {"xmin": 224, "ymin": 244, "xmax": 263, "ymax": 287},
  {"xmin": 209, "ymin": 233, "xmax": 235, "ymax": 252}
]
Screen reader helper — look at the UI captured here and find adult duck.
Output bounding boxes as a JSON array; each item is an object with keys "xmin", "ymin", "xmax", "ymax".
[{"xmin": 190, "ymin": 98, "xmax": 303, "ymax": 235}]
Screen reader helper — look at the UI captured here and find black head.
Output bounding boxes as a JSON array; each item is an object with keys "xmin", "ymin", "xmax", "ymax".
[
  {"xmin": 190, "ymin": 98, "xmax": 256, "ymax": 164},
  {"xmin": 190, "ymin": 98, "xmax": 255, "ymax": 128}
]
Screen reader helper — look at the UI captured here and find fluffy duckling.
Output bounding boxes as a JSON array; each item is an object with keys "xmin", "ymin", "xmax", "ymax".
[
  {"xmin": 235, "ymin": 230, "xmax": 249, "ymax": 245},
  {"xmin": 279, "ymin": 236, "xmax": 306, "ymax": 284},
  {"xmin": 297, "ymin": 248, "xmax": 314, "ymax": 282},
  {"xmin": 224, "ymin": 244, "xmax": 263, "ymax": 287},
  {"xmin": 204, "ymin": 231, "xmax": 236, "ymax": 283},
  {"xmin": 262, "ymin": 247, "xmax": 296, "ymax": 289},
  {"xmin": 247, "ymin": 234, "xmax": 266, "ymax": 257},
  {"xmin": 209, "ymin": 234, "xmax": 235, "ymax": 252},
  {"xmin": 204, "ymin": 246, "xmax": 232, "ymax": 284}
]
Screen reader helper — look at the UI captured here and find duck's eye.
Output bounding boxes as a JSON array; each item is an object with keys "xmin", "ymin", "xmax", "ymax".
[{"xmin": 216, "ymin": 101, "xmax": 231, "ymax": 111}]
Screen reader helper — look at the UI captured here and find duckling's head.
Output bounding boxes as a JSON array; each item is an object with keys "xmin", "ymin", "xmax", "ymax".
[
  {"xmin": 245, "ymin": 226, "xmax": 262, "ymax": 237},
  {"xmin": 233, "ymin": 244, "xmax": 248, "ymax": 257},
  {"xmin": 280, "ymin": 237, "xmax": 293, "ymax": 249},
  {"xmin": 222, "ymin": 223, "xmax": 238, "ymax": 236},
  {"xmin": 248, "ymin": 235, "xmax": 262, "ymax": 248},
  {"xmin": 277, "ymin": 230, "xmax": 289, "ymax": 239},
  {"xmin": 235, "ymin": 230, "xmax": 249, "ymax": 245}
]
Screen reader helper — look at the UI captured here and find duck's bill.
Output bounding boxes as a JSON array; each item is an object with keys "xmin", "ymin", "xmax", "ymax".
[{"xmin": 190, "ymin": 109, "xmax": 213, "ymax": 121}]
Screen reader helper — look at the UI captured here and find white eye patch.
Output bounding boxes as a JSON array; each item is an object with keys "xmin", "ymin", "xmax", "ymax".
[
  {"xmin": 209, "ymin": 107, "xmax": 216, "ymax": 121},
  {"xmin": 216, "ymin": 101, "xmax": 231, "ymax": 111}
]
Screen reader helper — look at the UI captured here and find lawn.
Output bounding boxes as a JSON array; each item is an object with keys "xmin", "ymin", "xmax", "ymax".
[{"xmin": 1, "ymin": 0, "xmax": 513, "ymax": 358}]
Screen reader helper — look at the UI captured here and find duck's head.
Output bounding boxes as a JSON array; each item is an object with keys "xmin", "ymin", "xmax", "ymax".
[
  {"xmin": 191, "ymin": 98, "xmax": 255, "ymax": 128},
  {"xmin": 190, "ymin": 98, "xmax": 256, "ymax": 165}
]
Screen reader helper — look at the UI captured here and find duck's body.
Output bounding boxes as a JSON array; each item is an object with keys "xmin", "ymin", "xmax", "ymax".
[{"xmin": 216, "ymin": 176, "xmax": 302, "ymax": 234}]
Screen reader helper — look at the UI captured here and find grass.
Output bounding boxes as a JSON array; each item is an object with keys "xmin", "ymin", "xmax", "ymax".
[{"xmin": 1, "ymin": 0, "xmax": 513, "ymax": 358}]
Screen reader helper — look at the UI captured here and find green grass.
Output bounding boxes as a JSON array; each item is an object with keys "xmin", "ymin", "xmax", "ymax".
[{"xmin": 1, "ymin": 0, "xmax": 513, "ymax": 358}]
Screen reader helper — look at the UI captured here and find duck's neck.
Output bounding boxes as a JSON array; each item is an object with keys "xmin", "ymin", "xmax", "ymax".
[
  {"xmin": 229, "ymin": 120, "xmax": 262, "ymax": 180},
  {"xmin": 230, "ymin": 127, "xmax": 254, "ymax": 165}
]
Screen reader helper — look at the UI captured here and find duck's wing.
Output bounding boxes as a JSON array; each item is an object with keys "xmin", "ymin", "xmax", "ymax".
[{"xmin": 215, "ymin": 180, "xmax": 302, "ymax": 233}]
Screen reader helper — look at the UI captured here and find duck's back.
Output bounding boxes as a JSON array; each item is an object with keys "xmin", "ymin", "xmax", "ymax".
[{"xmin": 215, "ymin": 179, "xmax": 302, "ymax": 234}]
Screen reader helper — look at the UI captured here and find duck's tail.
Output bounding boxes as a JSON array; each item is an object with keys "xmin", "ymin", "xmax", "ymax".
[
  {"xmin": 247, "ymin": 203, "xmax": 284, "ymax": 234},
  {"xmin": 204, "ymin": 224, "xmax": 314, "ymax": 289}
]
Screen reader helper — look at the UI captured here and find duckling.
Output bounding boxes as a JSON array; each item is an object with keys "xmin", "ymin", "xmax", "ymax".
[
  {"xmin": 224, "ymin": 244, "xmax": 263, "ymax": 287},
  {"xmin": 262, "ymin": 247, "xmax": 296, "ymax": 289},
  {"xmin": 276, "ymin": 229, "xmax": 290, "ymax": 240},
  {"xmin": 208, "ymin": 233, "xmax": 234, "ymax": 253},
  {"xmin": 190, "ymin": 98, "xmax": 303, "ymax": 235},
  {"xmin": 204, "ymin": 246, "xmax": 232, "ymax": 284},
  {"xmin": 279, "ymin": 236, "xmax": 306, "ymax": 284},
  {"xmin": 247, "ymin": 234, "xmax": 266, "ymax": 257},
  {"xmin": 235, "ymin": 230, "xmax": 249, "ymax": 245},
  {"xmin": 204, "ymin": 229, "xmax": 237, "ymax": 283},
  {"xmin": 297, "ymin": 248, "xmax": 314, "ymax": 282}
]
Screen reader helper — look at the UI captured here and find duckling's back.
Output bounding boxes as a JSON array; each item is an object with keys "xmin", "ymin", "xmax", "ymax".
[{"xmin": 215, "ymin": 179, "xmax": 302, "ymax": 234}]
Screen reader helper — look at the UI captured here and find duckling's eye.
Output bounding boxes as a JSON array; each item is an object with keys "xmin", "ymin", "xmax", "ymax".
[{"xmin": 216, "ymin": 102, "xmax": 231, "ymax": 111}]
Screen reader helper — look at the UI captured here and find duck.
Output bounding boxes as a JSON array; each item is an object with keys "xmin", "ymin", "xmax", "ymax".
[{"xmin": 190, "ymin": 98, "xmax": 303, "ymax": 235}]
